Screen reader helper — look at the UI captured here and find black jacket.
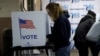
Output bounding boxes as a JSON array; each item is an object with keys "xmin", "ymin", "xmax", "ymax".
[
  {"xmin": 74, "ymin": 15, "xmax": 95, "ymax": 43},
  {"xmin": 47, "ymin": 12, "xmax": 71, "ymax": 51}
]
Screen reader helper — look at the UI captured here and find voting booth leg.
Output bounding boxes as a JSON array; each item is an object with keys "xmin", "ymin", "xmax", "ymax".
[
  {"xmin": 13, "ymin": 50, "xmax": 40, "ymax": 56},
  {"xmin": 21, "ymin": 50, "xmax": 32, "ymax": 56},
  {"xmin": 13, "ymin": 50, "xmax": 21, "ymax": 56},
  {"xmin": 48, "ymin": 49, "xmax": 55, "ymax": 56}
]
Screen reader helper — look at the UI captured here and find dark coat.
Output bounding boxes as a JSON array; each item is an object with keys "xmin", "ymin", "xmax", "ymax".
[
  {"xmin": 47, "ymin": 12, "xmax": 71, "ymax": 51},
  {"xmin": 74, "ymin": 15, "xmax": 95, "ymax": 44}
]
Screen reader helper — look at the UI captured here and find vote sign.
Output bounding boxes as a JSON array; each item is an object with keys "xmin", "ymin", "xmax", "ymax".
[{"xmin": 11, "ymin": 11, "xmax": 47, "ymax": 47}]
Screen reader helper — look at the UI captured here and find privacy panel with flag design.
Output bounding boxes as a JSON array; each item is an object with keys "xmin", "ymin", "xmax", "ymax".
[{"xmin": 11, "ymin": 11, "xmax": 47, "ymax": 47}]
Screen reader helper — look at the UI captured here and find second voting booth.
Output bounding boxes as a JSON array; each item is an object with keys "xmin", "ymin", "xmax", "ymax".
[{"xmin": 11, "ymin": 11, "xmax": 54, "ymax": 56}]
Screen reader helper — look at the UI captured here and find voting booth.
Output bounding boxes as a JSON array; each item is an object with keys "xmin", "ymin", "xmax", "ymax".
[{"xmin": 11, "ymin": 11, "xmax": 54, "ymax": 56}]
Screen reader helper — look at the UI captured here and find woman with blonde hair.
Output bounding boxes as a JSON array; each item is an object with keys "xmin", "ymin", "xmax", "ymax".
[{"xmin": 46, "ymin": 3, "xmax": 71, "ymax": 56}]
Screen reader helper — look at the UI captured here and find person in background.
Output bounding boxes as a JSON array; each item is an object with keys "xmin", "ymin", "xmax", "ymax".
[
  {"xmin": 94, "ymin": 20, "xmax": 100, "ymax": 56},
  {"xmin": 73, "ymin": 10, "xmax": 97, "ymax": 56},
  {"xmin": 46, "ymin": 3, "xmax": 71, "ymax": 56}
]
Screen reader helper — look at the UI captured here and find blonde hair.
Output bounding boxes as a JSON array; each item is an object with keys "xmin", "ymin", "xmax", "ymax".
[{"xmin": 46, "ymin": 3, "xmax": 64, "ymax": 21}]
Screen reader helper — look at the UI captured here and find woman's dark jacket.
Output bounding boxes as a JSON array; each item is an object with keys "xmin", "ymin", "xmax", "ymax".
[
  {"xmin": 74, "ymin": 15, "xmax": 95, "ymax": 43},
  {"xmin": 47, "ymin": 12, "xmax": 71, "ymax": 51}
]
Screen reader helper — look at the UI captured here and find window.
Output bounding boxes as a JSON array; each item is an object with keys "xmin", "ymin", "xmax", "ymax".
[{"xmin": 20, "ymin": 0, "xmax": 42, "ymax": 11}]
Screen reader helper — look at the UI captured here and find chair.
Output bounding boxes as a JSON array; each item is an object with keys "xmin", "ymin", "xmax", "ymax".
[{"xmin": 3, "ymin": 29, "xmax": 13, "ymax": 56}]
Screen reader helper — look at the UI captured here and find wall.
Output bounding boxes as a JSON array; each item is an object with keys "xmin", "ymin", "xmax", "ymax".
[
  {"xmin": 0, "ymin": 0, "xmax": 20, "ymax": 17},
  {"xmin": 0, "ymin": 0, "xmax": 20, "ymax": 55},
  {"xmin": 42, "ymin": 0, "xmax": 49, "ymax": 12}
]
